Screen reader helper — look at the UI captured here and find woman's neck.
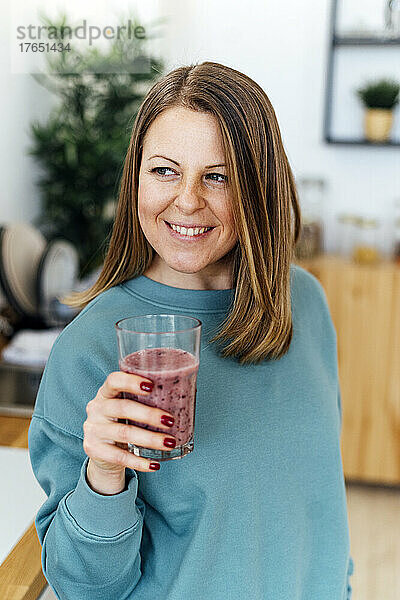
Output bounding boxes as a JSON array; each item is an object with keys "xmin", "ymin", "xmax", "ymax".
[{"xmin": 143, "ymin": 255, "xmax": 235, "ymax": 290}]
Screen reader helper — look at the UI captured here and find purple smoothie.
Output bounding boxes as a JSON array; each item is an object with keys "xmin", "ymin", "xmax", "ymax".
[{"xmin": 119, "ymin": 347, "xmax": 199, "ymax": 446}]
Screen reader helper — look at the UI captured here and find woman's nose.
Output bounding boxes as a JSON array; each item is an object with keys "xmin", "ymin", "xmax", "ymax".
[{"xmin": 173, "ymin": 179, "xmax": 206, "ymax": 211}]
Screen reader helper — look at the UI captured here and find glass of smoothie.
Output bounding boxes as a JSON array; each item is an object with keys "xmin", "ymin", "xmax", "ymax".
[{"xmin": 115, "ymin": 314, "xmax": 201, "ymax": 461}]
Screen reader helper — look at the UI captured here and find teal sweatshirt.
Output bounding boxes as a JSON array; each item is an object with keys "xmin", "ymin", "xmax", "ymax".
[{"xmin": 28, "ymin": 264, "xmax": 354, "ymax": 599}]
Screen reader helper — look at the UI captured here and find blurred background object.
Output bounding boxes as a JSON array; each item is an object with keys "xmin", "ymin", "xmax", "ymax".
[
  {"xmin": 0, "ymin": 227, "xmax": 103, "ymax": 416},
  {"xmin": 336, "ymin": 213, "xmax": 360, "ymax": 258},
  {"xmin": 352, "ymin": 216, "xmax": 381, "ymax": 263},
  {"xmin": 0, "ymin": 222, "xmax": 79, "ymax": 332},
  {"xmin": 294, "ymin": 177, "xmax": 325, "ymax": 260},
  {"xmin": 385, "ymin": 0, "xmax": 400, "ymax": 37}
]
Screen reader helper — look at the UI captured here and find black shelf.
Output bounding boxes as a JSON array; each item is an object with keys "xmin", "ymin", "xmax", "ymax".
[
  {"xmin": 325, "ymin": 137, "xmax": 400, "ymax": 147},
  {"xmin": 333, "ymin": 35, "xmax": 400, "ymax": 46},
  {"xmin": 323, "ymin": 0, "xmax": 400, "ymax": 148}
]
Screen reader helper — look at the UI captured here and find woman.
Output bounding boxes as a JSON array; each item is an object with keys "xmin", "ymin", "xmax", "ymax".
[{"xmin": 29, "ymin": 61, "xmax": 354, "ymax": 599}]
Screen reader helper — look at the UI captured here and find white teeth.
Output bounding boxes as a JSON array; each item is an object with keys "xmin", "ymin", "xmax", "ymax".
[{"xmin": 170, "ymin": 223, "xmax": 211, "ymax": 236}]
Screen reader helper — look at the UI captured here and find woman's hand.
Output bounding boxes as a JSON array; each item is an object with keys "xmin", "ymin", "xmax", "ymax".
[{"xmin": 83, "ymin": 371, "xmax": 176, "ymax": 494}]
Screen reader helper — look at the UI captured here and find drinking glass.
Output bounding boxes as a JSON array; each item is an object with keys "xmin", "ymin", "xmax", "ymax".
[{"xmin": 115, "ymin": 314, "xmax": 201, "ymax": 461}]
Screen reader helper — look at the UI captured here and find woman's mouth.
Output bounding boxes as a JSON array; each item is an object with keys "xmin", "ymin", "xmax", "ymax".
[{"xmin": 164, "ymin": 220, "xmax": 215, "ymax": 241}]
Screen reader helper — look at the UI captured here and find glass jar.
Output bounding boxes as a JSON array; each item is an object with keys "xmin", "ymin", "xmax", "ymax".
[
  {"xmin": 352, "ymin": 217, "xmax": 381, "ymax": 264},
  {"xmin": 337, "ymin": 214, "xmax": 359, "ymax": 259},
  {"xmin": 295, "ymin": 178, "xmax": 325, "ymax": 260},
  {"xmin": 295, "ymin": 217, "xmax": 324, "ymax": 260}
]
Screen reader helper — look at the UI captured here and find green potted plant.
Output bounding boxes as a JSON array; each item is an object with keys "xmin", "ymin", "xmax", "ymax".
[
  {"xmin": 356, "ymin": 78, "xmax": 400, "ymax": 142},
  {"xmin": 29, "ymin": 13, "xmax": 164, "ymax": 278}
]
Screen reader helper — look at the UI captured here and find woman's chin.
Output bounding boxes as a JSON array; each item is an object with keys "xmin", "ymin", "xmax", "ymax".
[{"xmin": 167, "ymin": 262, "xmax": 207, "ymax": 275}]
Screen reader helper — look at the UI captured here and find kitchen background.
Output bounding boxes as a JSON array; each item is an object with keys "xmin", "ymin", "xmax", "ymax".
[{"xmin": 0, "ymin": 0, "xmax": 399, "ymax": 599}]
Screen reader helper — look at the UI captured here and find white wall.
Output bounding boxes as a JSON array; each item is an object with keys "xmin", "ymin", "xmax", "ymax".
[
  {"xmin": 0, "ymin": 1, "xmax": 54, "ymax": 224},
  {"xmin": 1, "ymin": 0, "xmax": 399, "ymax": 255}
]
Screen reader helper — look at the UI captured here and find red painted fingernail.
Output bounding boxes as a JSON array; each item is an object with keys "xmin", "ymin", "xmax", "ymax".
[
  {"xmin": 161, "ymin": 415, "xmax": 175, "ymax": 427},
  {"xmin": 140, "ymin": 381, "xmax": 154, "ymax": 392},
  {"xmin": 149, "ymin": 462, "xmax": 160, "ymax": 470},
  {"xmin": 164, "ymin": 437, "xmax": 176, "ymax": 448}
]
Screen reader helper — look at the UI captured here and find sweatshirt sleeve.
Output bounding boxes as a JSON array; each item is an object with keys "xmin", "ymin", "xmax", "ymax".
[{"xmin": 28, "ymin": 317, "xmax": 146, "ymax": 600}]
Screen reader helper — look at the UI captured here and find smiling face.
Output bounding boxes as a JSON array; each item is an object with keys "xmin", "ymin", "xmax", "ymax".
[{"xmin": 137, "ymin": 106, "xmax": 238, "ymax": 290}]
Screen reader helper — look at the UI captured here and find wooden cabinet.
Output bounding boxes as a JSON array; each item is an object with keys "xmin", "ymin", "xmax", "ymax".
[{"xmin": 297, "ymin": 254, "xmax": 400, "ymax": 485}]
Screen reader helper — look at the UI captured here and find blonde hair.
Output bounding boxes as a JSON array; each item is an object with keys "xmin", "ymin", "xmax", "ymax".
[{"xmin": 61, "ymin": 61, "xmax": 301, "ymax": 365}]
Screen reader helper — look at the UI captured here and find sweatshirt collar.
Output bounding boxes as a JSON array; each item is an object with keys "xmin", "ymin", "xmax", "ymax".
[{"xmin": 121, "ymin": 274, "xmax": 235, "ymax": 313}]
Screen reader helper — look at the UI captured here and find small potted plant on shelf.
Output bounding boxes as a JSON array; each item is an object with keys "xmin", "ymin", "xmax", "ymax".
[{"xmin": 356, "ymin": 78, "xmax": 400, "ymax": 142}]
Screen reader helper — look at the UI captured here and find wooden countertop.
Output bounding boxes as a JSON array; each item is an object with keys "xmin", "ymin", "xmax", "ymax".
[
  {"xmin": 0, "ymin": 416, "xmax": 47, "ymax": 600},
  {"xmin": 0, "ymin": 416, "xmax": 30, "ymax": 449}
]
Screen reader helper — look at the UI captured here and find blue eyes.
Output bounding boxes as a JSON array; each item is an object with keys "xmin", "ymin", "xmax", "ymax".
[{"xmin": 150, "ymin": 167, "xmax": 227, "ymax": 184}]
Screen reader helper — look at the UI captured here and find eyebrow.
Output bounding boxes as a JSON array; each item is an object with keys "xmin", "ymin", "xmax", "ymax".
[{"xmin": 148, "ymin": 155, "xmax": 226, "ymax": 168}]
